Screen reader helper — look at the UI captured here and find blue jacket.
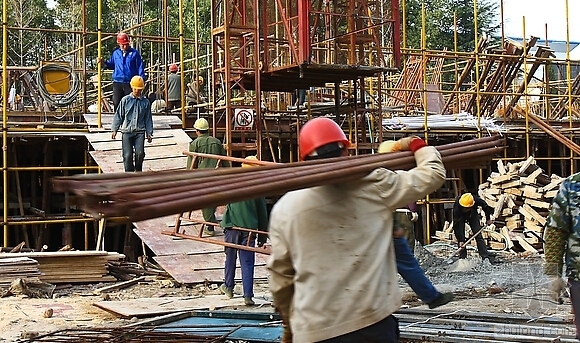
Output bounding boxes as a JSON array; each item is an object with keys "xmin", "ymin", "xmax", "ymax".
[
  {"xmin": 104, "ymin": 47, "xmax": 146, "ymax": 83},
  {"xmin": 112, "ymin": 93, "xmax": 153, "ymax": 136}
]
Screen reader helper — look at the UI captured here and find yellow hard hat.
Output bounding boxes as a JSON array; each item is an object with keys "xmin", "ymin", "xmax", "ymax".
[
  {"xmin": 378, "ymin": 140, "xmax": 400, "ymax": 153},
  {"xmin": 193, "ymin": 118, "xmax": 209, "ymax": 131},
  {"xmin": 130, "ymin": 75, "xmax": 145, "ymax": 90},
  {"xmin": 241, "ymin": 155, "xmax": 259, "ymax": 168},
  {"xmin": 198, "ymin": 76, "xmax": 204, "ymax": 84},
  {"xmin": 459, "ymin": 193, "xmax": 475, "ymax": 208}
]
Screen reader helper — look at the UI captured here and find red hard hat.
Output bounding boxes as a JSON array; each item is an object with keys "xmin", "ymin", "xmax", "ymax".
[
  {"xmin": 116, "ymin": 32, "xmax": 130, "ymax": 44},
  {"xmin": 299, "ymin": 117, "xmax": 349, "ymax": 161},
  {"xmin": 169, "ymin": 64, "xmax": 178, "ymax": 72}
]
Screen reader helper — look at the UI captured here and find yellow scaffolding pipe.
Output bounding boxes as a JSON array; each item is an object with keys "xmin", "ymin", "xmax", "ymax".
[{"xmin": 2, "ymin": 0, "xmax": 7, "ymax": 246}]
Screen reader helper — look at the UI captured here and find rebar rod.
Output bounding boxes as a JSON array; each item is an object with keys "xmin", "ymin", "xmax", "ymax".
[{"xmin": 53, "ymin": 137, "xmax": 504, "ymax": 222}]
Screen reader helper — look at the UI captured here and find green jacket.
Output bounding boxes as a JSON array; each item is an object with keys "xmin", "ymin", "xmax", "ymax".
[
  {"xmin": 221, "ymin": 198, "xmax": 269, "ymax": 245},
  {"xmin": 187, "ymin": 134, "xmax": 230, "ymax": 169}
]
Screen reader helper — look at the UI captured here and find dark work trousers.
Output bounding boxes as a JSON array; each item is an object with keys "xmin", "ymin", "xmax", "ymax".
[
  {"xmin": 395, "ymin": 236, "xmax": 439, "ymax": 303},
  {"xmin": 569, "ymin": 279, "xmax": 580, "ymax": 339},
  {"xmin": 166, "ymin": 100, "xmax": 181, "ymax": 112},
  {"xmin": 453, "ymin": 214, "xmax": 488, "ymax": 259},
  {"xmin": 316, "ymin": 315, "xmax": 399, "ymax": 343},
  {"xmin": 223, "ymin": 228, "xmax": 255, "ymax": 298},
  {"xmin": 121, "ymin": 131, "xmax": 145, "ymax": 172},
  {"xmin": 113, "ymin": 82, "xmax": 133, "ymax": 110}
]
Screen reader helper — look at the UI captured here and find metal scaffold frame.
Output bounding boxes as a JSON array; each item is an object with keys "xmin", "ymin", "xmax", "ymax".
[{"xmin": 1, "ymin": 0, "xmax": 580, "ymax": 251}]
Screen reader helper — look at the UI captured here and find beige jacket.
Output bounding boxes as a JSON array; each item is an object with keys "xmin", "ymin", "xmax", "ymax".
[{"xmin": 267, "ymin": 146, "xmax": 446, "ymax": 342}]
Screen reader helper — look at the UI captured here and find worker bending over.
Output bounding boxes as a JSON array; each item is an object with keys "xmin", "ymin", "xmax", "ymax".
[{"xmin": 453, "ymin": 192, "xmax": 494, "ymax": 261}]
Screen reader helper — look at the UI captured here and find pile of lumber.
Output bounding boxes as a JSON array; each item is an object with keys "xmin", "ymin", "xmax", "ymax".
[
  {"xmin": 0, "ymin": 257, "xmax": 41, "ymax": 286},
  {"xmin": 0, "ymin": 251, "xmax": 124, "ymax": 284},
  {"xmin": 478, "ymin": 157, "xmax": 563, "ymax": 253},
  {"xmin": 434, "ymin": 157, "xmax": 562, "ymax": 254}
]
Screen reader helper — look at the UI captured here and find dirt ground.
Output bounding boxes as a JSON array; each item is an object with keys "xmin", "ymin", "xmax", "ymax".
[{"xmin": 0, "ymin": 244, "xmax": 574, "ymax": 342}]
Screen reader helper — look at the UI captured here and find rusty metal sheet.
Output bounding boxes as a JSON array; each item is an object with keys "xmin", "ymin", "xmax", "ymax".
[{"xmin": 153, "ymin": 253, "xmax": 270, "ymax": 284}]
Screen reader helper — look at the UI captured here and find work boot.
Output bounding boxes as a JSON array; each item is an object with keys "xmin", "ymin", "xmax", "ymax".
[
  {"xmin": 203, "ymin": 225, "xmax": 215, "ymax": 237},
  {"xmin": 244, "ymin": 297, "xmax": 255, "ymax": 306},
  {"xmin": 219, "ymin": 284, "xmax": 233, "ymax": 299},
  {"xmin": 428, "ymin": 292, "xmax": 454, "ymax": 309}
]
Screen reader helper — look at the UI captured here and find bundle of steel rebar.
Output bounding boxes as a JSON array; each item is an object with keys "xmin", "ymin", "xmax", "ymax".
[{"xmin": 52, "ymin": 136, "xmax": 505, "ymax": 222}]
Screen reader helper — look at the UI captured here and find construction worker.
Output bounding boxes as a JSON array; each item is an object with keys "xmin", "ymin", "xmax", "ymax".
[
  {"xmin": 101, "ymin": 32, "xmax": 146, "ymax": 110},
  {"xmin": 453, "ymin": 192, "xmax": 494, "ymax": 261},
  {"xmin": 379, "ymin": 140, "xmax": 419, "ymax": 251},
  {"xmin": 378, "ymin": 140, "xmax": 454, "ymax": 309},
  {"xmin": 186, "ymin": 76, "xmax": 207, "ymax": 106},
  {"xmin": 267, "ymin": 117, "xmax": 446, "ymax": 342},
  {"xmin": 544, "ymin": 172, "xmax": 580, "ymax": 339},
  {"xmin": 12, "ymin": 94, "xmax": 24, "ymax": 111},
  {"xmin": 165, "ymin": 64, "xmax": 181, "ymax": 112},
  {"xmin": 111, "ymin": 76, "xmax": 153, "ymax": 172},
  {"xmin": 187, "ymin": 118, "xmax": 230, "ymax": 236},
  {"xmin": 219, "ymin": 156, "xmax": 269, "ymax": 306}
]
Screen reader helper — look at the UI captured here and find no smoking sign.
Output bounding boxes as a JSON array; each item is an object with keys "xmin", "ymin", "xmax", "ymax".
[{"xmin": 233, "ymin": 109, "xmax": 255, "ymax": 131}]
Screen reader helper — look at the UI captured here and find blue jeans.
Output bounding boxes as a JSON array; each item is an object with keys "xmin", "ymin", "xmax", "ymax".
[
  {"xmin": 394, "ymin": 236, "xmax": 439, "ymax": 303},
  {"xmin": 223, "ymin": 228, "xmax": 255, "ymax": 298},
  {"xmin": 121, "ymin": 131, "xmax": 146, "ymax": 172}
]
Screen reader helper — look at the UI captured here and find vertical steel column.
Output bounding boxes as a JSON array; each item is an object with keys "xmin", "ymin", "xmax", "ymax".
[
  {"xmin": 298, "ymin": 0, "xmax": 311, "ymax": 64},
  {"xmin": 2, "ymin": 0, "xmax": 7, "ymax": 246},
  {"xmin": 391, "ymin": 0, "xmax": 401, "ymax": 69}
]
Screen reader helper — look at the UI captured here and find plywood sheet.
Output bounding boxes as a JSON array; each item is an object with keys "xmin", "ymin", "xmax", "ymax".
[
  {"xmin": 86, "ymin": 129, "xmax": 191, "ymax": 173},
  {"xmin": 83, "ymin": 113, "xmax": 183, "ymax": 130},
  {"xmin": 93, "ymin": 294, "xmax": 270, "ymax": 318},
  {"xmin": 153, "ymin": 253, "xmax": 270, "ymax": 284}
]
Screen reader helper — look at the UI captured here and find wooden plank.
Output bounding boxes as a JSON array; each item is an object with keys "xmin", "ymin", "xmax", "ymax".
[
  {"xmin": 93, "ymin": 294, "xmax": 271, "ymax": 318},
  {"xmin": 522, "ymin": 186, "xmax": 543, "ymax": 200},
  {"xmin": 83, "ymin": 113, "xmax": 183, "ymax": 130},
  {"xmin": 515, "ymin": 235, "xmax": 538, "ymax": 253},
  {"xmin": 518, "ymin": 156, "xmax": 536, "ymax": 175},
  {"xmin": 499, "ymin": 180, "xmax": 521, "ymax": 189},
  {"xmin": 491, "ymin": 173, "xmax": 516, "ymax": 185},
  {"xmin": 497, "ymin": 159, "xmax": 507, "ymax": 175},
  {"xmin": 524, "ymin": 198, "xmax": 551, "ymax": 210}
]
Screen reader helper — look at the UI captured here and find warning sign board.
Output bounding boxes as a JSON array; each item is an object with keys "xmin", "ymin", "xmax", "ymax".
[{"xmin": 233, "ymin": 109, "xmax": 255, "ymax": 131}]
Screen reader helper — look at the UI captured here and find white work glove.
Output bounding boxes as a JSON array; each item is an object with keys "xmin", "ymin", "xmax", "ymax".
[
  {"xmin": 548, "ymin": 277, "xmax": 566, "ymax": 302},
  {"xmin": 409, "ymin": 212, "xmax": 419, "ymax": 222}
]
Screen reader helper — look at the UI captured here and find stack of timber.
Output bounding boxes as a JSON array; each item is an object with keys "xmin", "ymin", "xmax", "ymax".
[
  {"xmin": 0, "ymin": 257, "xmax": 42, "ymax": 286},
  {"xmin": 0, "ymin": 251, "xmax": 124, "ymax": 284},
  {"xmin": 478, "ymin": 156, "xmax": 562, "ymax": 253}
]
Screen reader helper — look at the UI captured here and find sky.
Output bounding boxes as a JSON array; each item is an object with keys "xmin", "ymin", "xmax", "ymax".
[{"xmin": 494, "ymin": 0, "xmax": 580, "ymax": 42}]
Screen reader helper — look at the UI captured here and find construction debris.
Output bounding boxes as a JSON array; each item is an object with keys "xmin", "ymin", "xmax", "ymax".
[{"xmin": 478, "ymin": 157, "xmax": 562, "ymax": 253}]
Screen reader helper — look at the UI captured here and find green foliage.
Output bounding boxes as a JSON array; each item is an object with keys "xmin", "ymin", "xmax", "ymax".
[
  {"xmin": 7, "ymin": 0, "xmax": 57, "ymax": 65},
  {"xmin": 404, "ymin": 0, "xmax": 500, "ymax": 51}
]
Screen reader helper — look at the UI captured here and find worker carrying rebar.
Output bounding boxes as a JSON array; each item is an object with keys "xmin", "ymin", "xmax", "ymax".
[
  {"xmin": 111, "ymin": 76, "xmax": 153, "ymax": 172},
  {"xmin": 100, "ymin": 32, "xmax": 146, "ymax": 110},
  {"xmin": 187, "ymin": 118, "xmax": 230, "ymax": 236},
  {"xmin": 453, "ymin": 193, "xmax": 494, "ymax": 262},
  {"xmin": 267, "ymin": 117, "xmax": 446, "ymax": 343},
  {"xmin": 544, "ymin": 173, "xmax": 580, "ymax": 339}
]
